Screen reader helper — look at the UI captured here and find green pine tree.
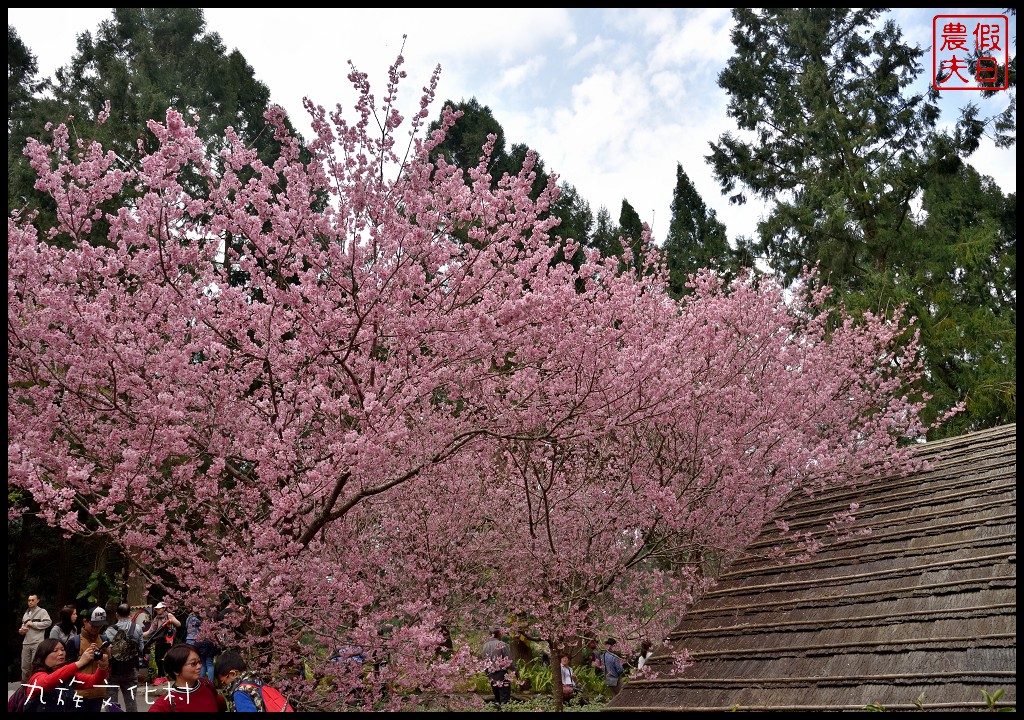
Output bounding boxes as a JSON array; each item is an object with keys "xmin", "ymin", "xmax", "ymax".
[
  {"xmin": 663, "ymin": 162, "xmax": 729, "ymax": 297},
  {"xmin": 709, "ymin": 8, "xmax": 1013, "ymax": 436},
  {"xmin": 707, "ymin": 9, "xmax": 981, "ymax": 290},
  {"xmin": 618, "ymin": 199, "xmax": 646, "ymax": 278},
  {"xmin": 588, "ymin": 205, "xmax": 621, "ymax": 260},
  {"xmin": 10, "ymin": 9, "xmax": 298, "ymax": 244}
]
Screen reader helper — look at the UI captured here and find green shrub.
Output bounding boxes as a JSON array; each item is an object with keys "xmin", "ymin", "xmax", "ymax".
[
  {"xmin": 572, "ymin": 664, "xmax": 608, "ymax": 699},
  {"xmin": 470, "ymin": 673, "xmax": 492, "ymax": 695},
  {"xmin": 515, "ymin": 658, "xmax": 552, "ymax": 693}
]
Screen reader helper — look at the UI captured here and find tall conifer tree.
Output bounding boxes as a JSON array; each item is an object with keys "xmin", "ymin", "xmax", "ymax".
[
  {"xmin": 619, "ymin": 199, "xmax": 646, "ymax": 277},
  {"xmin": 663, "ymin": 163, "xmax": 729, "ymax": 298},
  {"xmin": 707, "ymin": 8, "xmax": 975, "ymax": 290},
  {"xmin": 709, "ymin": 8, "xmax": 1012, "ymax": 436},
  {"xmin": 9, "ymin": 9, "xmax": 295, "ymax": 237}
]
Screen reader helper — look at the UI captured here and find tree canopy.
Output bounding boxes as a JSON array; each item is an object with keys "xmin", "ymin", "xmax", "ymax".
[
  {"xmin": 8, "ymin": 48, "xmax": 937, "ymax": 709},
  {"xmin": 709, "ymin": 8, "xmax": 1015, "ymax": 436}
]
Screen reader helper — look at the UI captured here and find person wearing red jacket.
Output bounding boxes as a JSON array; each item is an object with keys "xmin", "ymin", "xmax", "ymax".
[
  {"xmin": 23, "ymin": 637, "xmax": 109, "ymax": 711},
  {"xmin": 147, "ymin": 643, "xmax": 226, "ymax": 712}
]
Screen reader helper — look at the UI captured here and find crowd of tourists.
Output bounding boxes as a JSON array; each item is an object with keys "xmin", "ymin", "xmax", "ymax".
[
  {"xmin": 14, "ymin": 593, "xmax": 292, "ymax": 712},
  {"xmin": 18, "ymin": 593, "xmax": 655, "ymax": 711},
  {"xmin": 481, "ymin": 630, "xmax": 656, "ymax": 707}
]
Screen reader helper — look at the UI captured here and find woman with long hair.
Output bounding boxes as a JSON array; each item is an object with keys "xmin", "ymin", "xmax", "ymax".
[
  {"xmin": 636, "ymin": 640, "xmax": 654, "ymax": 671},
  {"xmin": 24, "ymin": 637, "xmax": 109, "ymax": 711},
  {"xmin": 48, "ymin": 604, "xmax": 80, "ymax": 657},
  {"xmin": 147, "ymin": 643, "xmax": 226, "ymax": 712}
]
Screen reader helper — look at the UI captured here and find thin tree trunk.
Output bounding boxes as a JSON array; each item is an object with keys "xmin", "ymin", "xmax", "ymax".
[
  {"xmin": 550, "ymin": 639, "xmax": 564, "ymax": 711},
  {"xmin": 127, "ymin": 557, "xmax": 148, "ymax": 607}
]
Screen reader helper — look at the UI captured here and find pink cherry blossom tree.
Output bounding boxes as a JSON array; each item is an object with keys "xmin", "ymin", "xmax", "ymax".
[
  {"xmin": 349, "ymin": 265, "xmax": 933, "ymax": 709},
  {"xmin": 8, "ymin": 50, "xmax": 932, "ymax": 710}
]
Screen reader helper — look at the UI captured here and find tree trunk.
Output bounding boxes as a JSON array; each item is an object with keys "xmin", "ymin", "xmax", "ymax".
[
  {"xmin": 550, "ymin": 639, "xmax": 564, "ymax": 711},
  {"xmin": 126, "ymin": 557, "xmax": 148, "ymax": 607}
]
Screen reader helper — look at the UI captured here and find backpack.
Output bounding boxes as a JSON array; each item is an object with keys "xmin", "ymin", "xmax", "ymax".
[
  {"xmin": 8, "ymin": 684, "xmax": 28, "ymax": 712},
  {"xmin": 195, "ymin": 638, "xmax": 219, "ymax": 659},
  {"xmin": 8, "ymin": 684, "xmax": 43, "ymax": 713},
  {"xmin": 110, "ymin": 622, "xmax": 142, "ymax": 667},
  {"xmin": 237, "ymin": 682, "xmax": 295, "ymax": 712}
]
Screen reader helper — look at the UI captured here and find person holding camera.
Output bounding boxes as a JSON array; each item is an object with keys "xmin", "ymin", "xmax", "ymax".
[
  {"xmin": 144, "ymin": 601, "xmax": 181, "ymax": 680},
  {"xmin": 75, "ymin": 607, "xmax": 112, "ymax": 712},
  {"xmin": 23, "ymin": 637, "xmax": 109, "ymax": 712}
]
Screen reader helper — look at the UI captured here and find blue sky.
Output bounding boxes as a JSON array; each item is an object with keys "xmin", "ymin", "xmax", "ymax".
[{"xmin": 8, "ymin": 8, "xmax": 1016, "ymax": 247}]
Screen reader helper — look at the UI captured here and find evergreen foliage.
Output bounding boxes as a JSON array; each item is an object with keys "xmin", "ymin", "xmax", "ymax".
[
  {"xmin": 618, "ymin": 199, "xmax": 646, "ymax": 277},
  {"xmin": 663, "ymin": 163, "xmax": 730, "ymax": 298},
  {"xmin": 8, "ymin": 9, "xmax": 298, "ymax": 239},
  {"xmin": 709, "ymin": 8, "xmax": 1014, "ymax": 436},
  {"xmin": 589, "ymin": 206, "xmax": 622, "ymax": 260}
]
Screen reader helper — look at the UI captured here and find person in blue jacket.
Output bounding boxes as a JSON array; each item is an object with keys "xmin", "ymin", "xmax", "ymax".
[
  {"xmin": 601, "ymin": 637, "xmax": 624, "ymax": 696},
  {"xmin": 215, "ymin": 650, "xmax": 294, "ymax": 712}
]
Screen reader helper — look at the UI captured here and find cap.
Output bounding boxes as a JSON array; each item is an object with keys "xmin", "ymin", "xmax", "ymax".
[
  {"xmin": 155, "ymin": 602, "xmax": 167, "ymax": 609},
  {"xmin": 89, "ymin": 607, "xmax": 108, "ymax": 626}
]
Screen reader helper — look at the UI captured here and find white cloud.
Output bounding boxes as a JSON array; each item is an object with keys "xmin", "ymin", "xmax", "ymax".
[
  {"xmin": 496, "ymin": 56, "xmax": 546, "ymax": 92},
  {"xmin": 647, "ymin": 8, "xmax": 735, "ymax": 71},
  {"xmin": 569, "ymin": 35, "xmax": 616, "ymax": 67},
  {"xmin": 650, "ymin": 71, "xmax": 686, "ymax": 103}
]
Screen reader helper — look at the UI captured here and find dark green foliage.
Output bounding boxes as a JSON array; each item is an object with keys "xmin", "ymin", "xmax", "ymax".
[
  {"xmin": 429, "ymin": 97, "xmax": 508, "ymax": 181},
  {"xmin": 428, "ymin": 97, "xmax": 596, "ymax": 284},
  {"xmin": 663, "ymin": 163, "xmax": 729, "ymax": 297},
  {"xmin": 707, "ymin": 8, "xmax": 959, "ymax": 291},
  {"xmin": 549, "ymin": 182, "xmax": 593, "ymax": 290},
  {"xmin": 966, "ymin": 8, "xmax": 1016, "ymax": 149},
  {"xmin": 888, "ymin": 164, "xmax": 1015, "ymax": 436},
  {"xmin": 428, "ymin": 98, "xmax": 550, "ymax": 200},
  {"xmin": 710, "ymin": 8, "xmax": 1015, "ymax": 437},
  {"xmin": 8, "ymin": 25, "xmax": 41, "ymax": 124},
  {"xmin": 589, "ymin": 205, "xmax": 622, "ymax": 260},
  {"xmin": 618, "ymin": 199, "xmax": 646, "ymax": 278},
  {"xmin": 52, "ymin": 8, "xmax": 282, "ymax": 163},
  {"xmin": 549, "ymin": 182, "xmax": 593, "ymax": 247},
  {"xmin": 8, "ymin": 25, "xmax": 57, "ymax": 216}
]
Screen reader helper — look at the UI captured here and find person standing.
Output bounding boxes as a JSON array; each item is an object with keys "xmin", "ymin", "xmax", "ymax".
[
  {"xmin": 20, "ymin": 593, "xmax": 52, "ymax": 682},
  {"xmin": 560, "ymin": 654, "xmax": 580, "ymax": 702},
  {"xmin": 587, "ymin": 639, "xmax": 603, "ymax": 672},
  {"xmin": 185, "ymin": 609, "xmax": 219, "ymax": 682},
  {"xmin": 144, "ymin": 602, "xmax": 181, "ymax": 680},
  {"xmin": 636, "ymin": 640, "xmax": 654, "ymax": 671},
  {"xmin": 481, "ymin": 629, "xmax": 512, "ymax": 705},
  {"xmin": 76, "ymin": 606, "xmax": 112, "ymax": 712},
  {"xmin": 48, "ymin": 604, "xmax": 80, "ymax": 659},
  {"xmin": 601, "ymin": 637, "xmax": 624, "ymax": 696},
  {"xmin": 103, "ymin": 603, "xmax": 145, "ymax": 712}
]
